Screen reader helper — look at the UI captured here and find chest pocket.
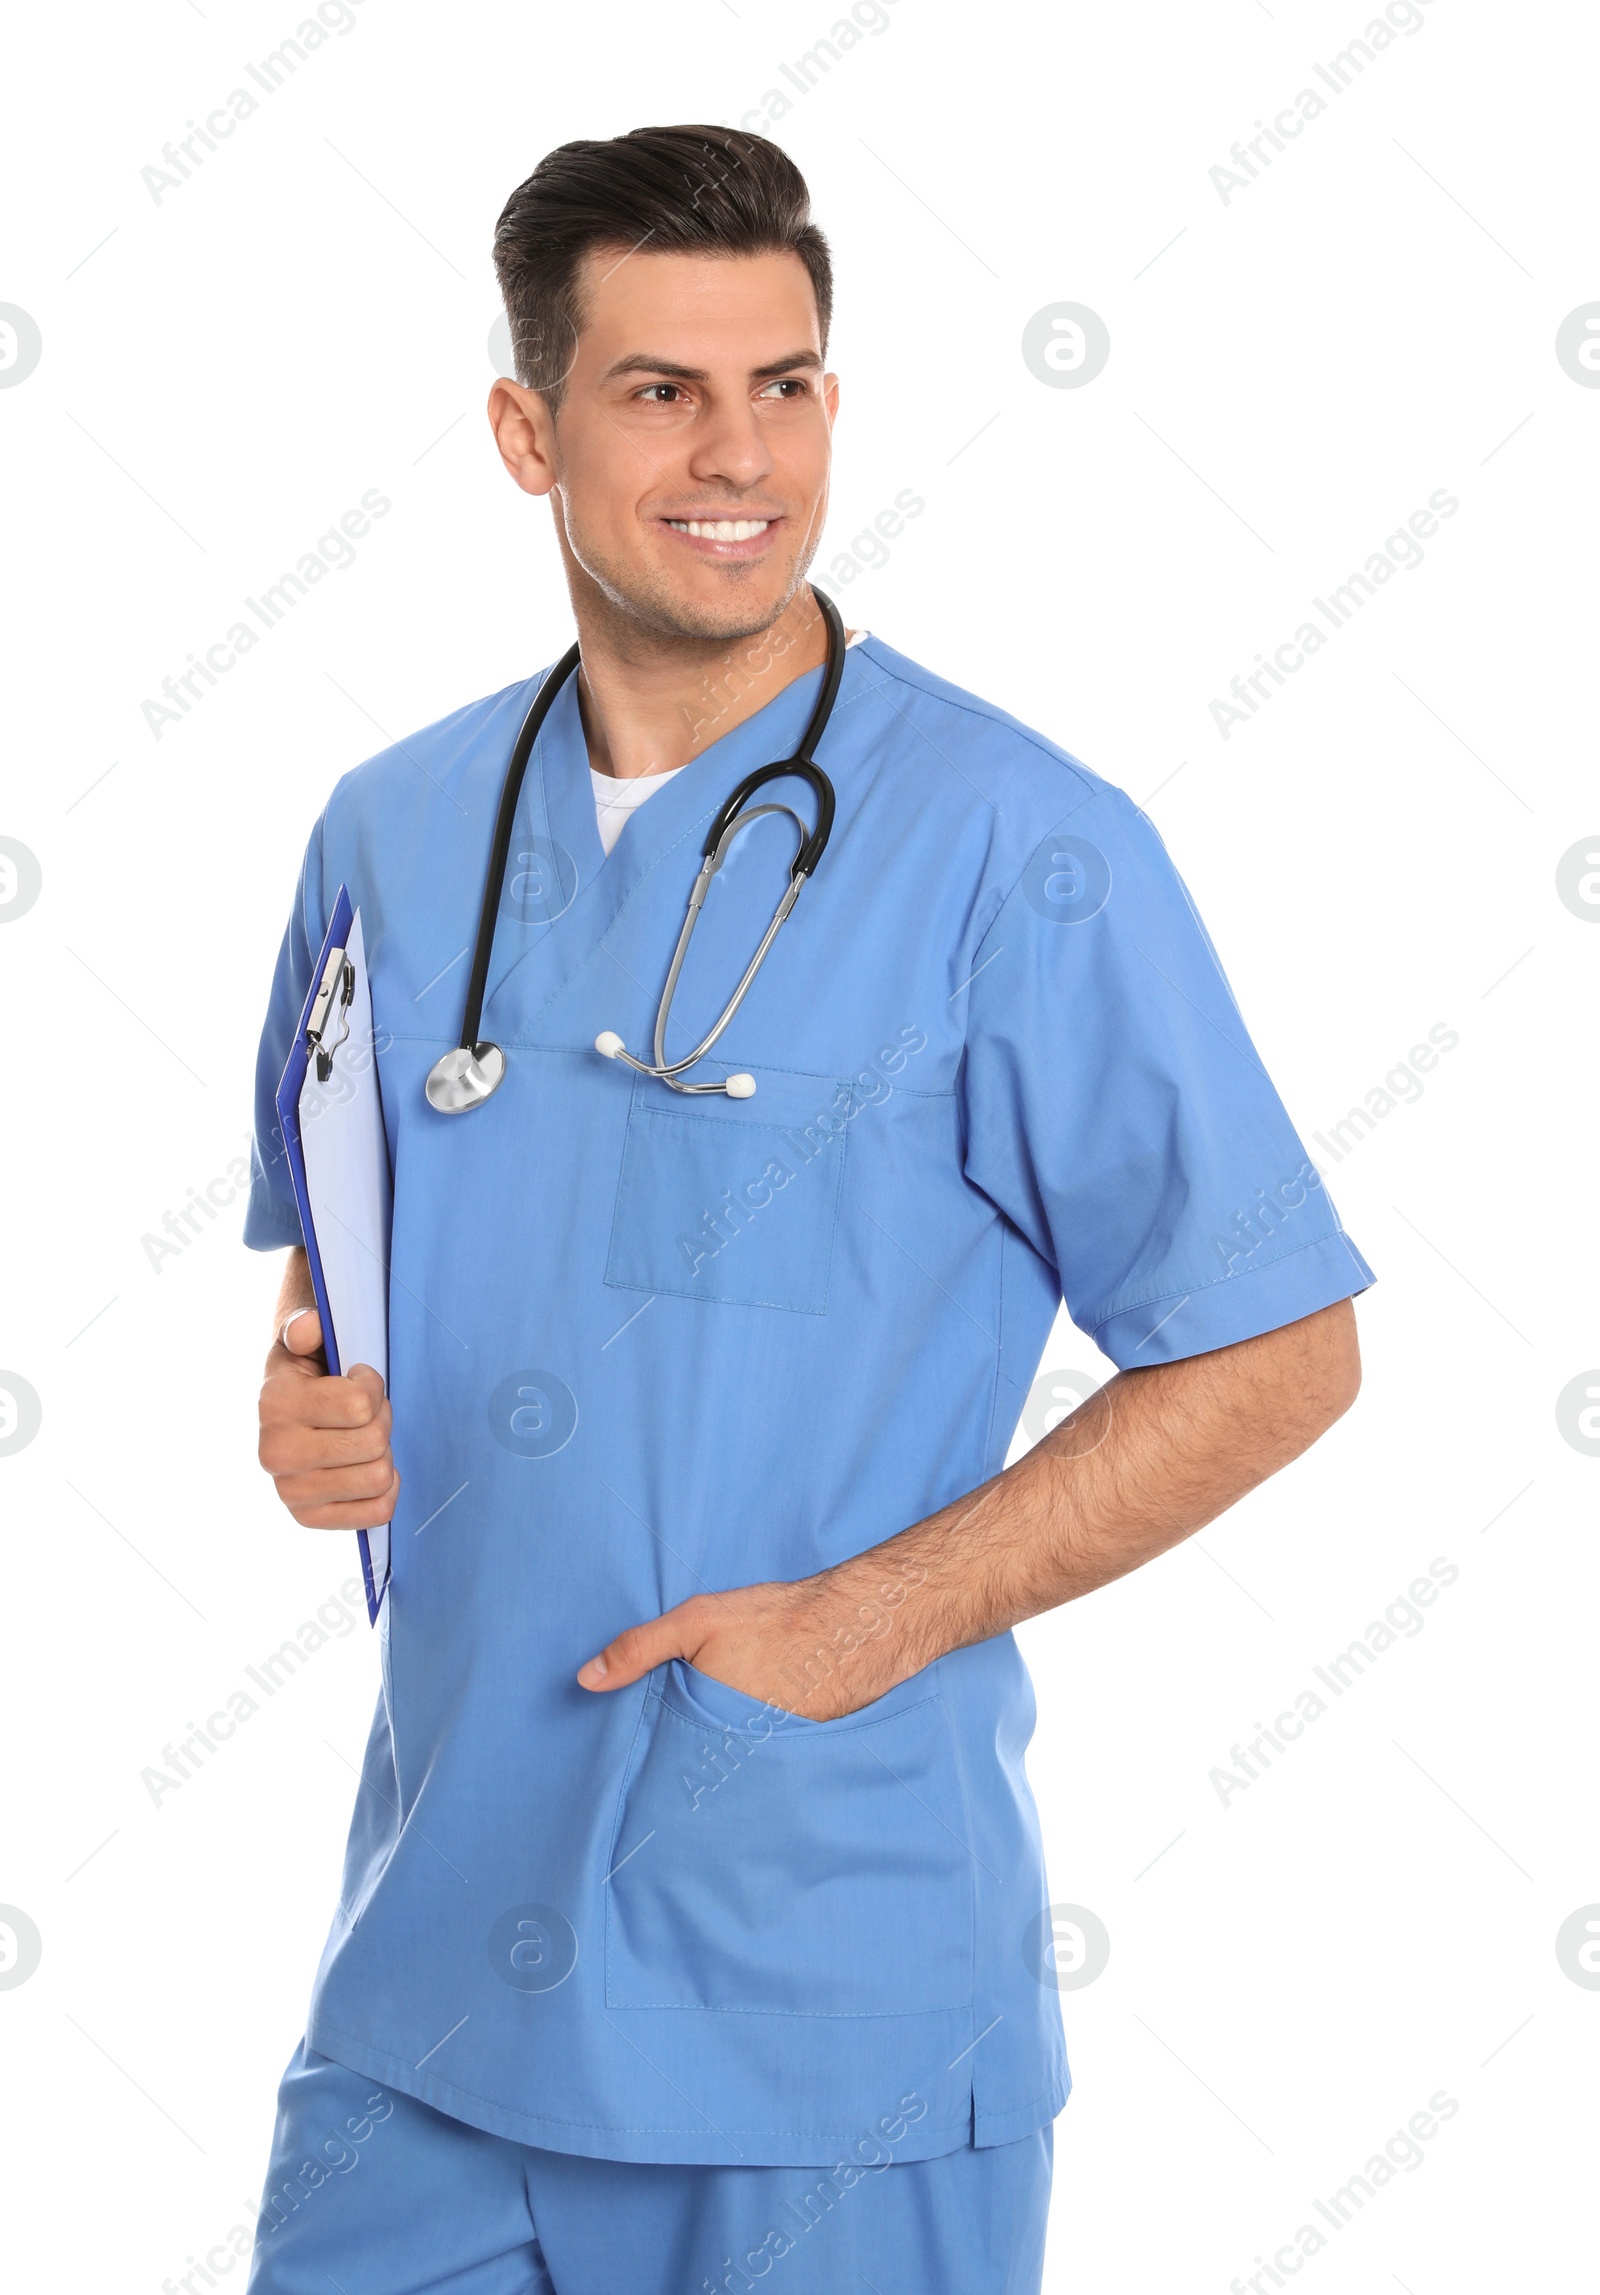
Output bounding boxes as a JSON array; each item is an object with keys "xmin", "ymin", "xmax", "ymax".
[{"xmin": 604, "ymin": 1066, "xmax": 850, "ymax": 1314}]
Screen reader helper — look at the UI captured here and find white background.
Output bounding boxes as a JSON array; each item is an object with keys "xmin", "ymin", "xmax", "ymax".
[{"xmin": 1, "ymin": 0, "xmax": 1595, "ymax": 2287}]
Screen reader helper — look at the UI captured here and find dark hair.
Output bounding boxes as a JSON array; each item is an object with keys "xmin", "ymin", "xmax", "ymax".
[{"xmin": 492, "ymin": 125, "xmax": 832, "ymax": 409}]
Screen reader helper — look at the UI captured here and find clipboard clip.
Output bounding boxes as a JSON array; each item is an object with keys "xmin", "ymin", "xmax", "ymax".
[{"xmin": 305, "ymin": 945, "xmax": 354, "ymax": 1082}]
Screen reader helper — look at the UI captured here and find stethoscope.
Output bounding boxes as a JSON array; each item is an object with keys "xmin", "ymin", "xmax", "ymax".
[{"xmin": 424, "ymin": 587, "xmax": 843, "ymax": 1113}]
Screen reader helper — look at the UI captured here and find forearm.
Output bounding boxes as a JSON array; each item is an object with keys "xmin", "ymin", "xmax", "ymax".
[
  {"xmin": 272, "ymin": 1246, "xmax": 316, "ymax": 1338},
  {"xmin": 789, "ymin": 1300, "xmax": 1361, "ymax": 1707},
  {"xmin": 578, "ymin": 1301, "xmax": 1361, "ymax": 1720}
]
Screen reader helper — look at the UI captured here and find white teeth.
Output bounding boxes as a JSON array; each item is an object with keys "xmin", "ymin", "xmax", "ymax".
[{"xmin": 668, "ymin": 518, "xmax": 771, "ymax": 541}]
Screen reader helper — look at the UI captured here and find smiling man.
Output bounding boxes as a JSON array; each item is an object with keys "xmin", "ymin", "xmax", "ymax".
[{"xmin": 242, "ymin": 126, "xmax": 1373, "ymax": 2295}]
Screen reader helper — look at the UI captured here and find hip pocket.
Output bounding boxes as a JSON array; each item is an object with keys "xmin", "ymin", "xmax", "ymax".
[
  {"xmin": 603, "ymin": 1067, "xmax": 850, "ymax": 1314},
  {"xmin": 605, "ymin": 1662, "xmax": 974, "ymax": 2015}
]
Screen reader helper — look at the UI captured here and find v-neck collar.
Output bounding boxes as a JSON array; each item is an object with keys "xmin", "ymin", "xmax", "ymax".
[
  {"xmin": 545, "ymin": 652, "xmax": 835, "ymax": 885},
  {"xmin": 482, "ymin": 645, "xmax": 851, "ymax": 1035}
]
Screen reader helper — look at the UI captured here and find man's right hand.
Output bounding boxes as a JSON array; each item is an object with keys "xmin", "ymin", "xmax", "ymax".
[{"xmin": 258, "ymin": 1307, "xmax": 400, "ymax": 1529}]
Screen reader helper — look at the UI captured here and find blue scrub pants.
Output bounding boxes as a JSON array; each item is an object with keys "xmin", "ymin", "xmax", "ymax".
[{"xmin": 245, "ymin": 2042, "xmax": 1052, "ymax": 2295}]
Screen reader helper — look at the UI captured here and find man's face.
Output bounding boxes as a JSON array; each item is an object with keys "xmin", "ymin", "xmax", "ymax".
[{"xmin": 522, "ymin": 247, "xmax": 837, "ymax": 643}]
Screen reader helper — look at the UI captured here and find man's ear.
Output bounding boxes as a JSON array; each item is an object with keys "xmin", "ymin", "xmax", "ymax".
[{"xmin": 488, "ymin": 378, "xmax": 559, "ymax": 499}]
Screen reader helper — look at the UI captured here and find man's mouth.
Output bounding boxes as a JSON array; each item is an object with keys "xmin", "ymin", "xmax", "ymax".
[{"xmin": 664, "ymin": 517, "xmax": 773, "ymax": 541}]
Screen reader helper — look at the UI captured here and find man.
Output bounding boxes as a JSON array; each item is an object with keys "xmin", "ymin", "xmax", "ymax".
[{"xmin": 244, "ymin": 125, "xmax": 1371, "ymax": 2295}]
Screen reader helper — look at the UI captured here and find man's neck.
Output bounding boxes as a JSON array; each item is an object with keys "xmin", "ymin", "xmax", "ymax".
[{"xmin": 573, "ymin": 586, "xmax": 834, "ymax": 781}]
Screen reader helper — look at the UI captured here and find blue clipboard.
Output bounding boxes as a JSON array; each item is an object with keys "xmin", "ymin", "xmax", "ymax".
[{"xmin": 274, "ymin": 885, "xmax": 393, "ymax": 1624}]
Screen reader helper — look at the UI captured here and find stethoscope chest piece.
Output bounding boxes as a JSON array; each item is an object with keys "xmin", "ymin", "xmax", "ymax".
[{"xmin": 425, "ymin": 1041, "xmax": 506, "ymax": 1113}]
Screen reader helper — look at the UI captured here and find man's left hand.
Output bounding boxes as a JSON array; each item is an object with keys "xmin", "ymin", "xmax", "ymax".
[{"xmin": 577, "ymin": 1571, "xmax": 921, "ymax": 1721}]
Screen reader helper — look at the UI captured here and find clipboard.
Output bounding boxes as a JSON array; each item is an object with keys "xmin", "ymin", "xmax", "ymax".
[{"xmin": 274, "ymin": 885, "xmax": 393, "ymax": 1624}]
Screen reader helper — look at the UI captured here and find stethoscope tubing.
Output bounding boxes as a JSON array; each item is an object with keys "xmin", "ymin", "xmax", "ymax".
[
  {"xmin": 430, "ymin": 587, "xmax": 843, "ymax": 1109},
  {"xmin": 455, "ymin": 640, "xmax": 581, "ymax": 1062},
  {"xmin": 647, "ymin": 861, "xmax": 805, "ymax": 1081}
]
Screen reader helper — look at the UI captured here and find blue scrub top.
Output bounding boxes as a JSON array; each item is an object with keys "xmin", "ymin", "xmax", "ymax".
[{"xmin": 246, "ymin": 631, "xmax": 1374, "ymax": 2168}]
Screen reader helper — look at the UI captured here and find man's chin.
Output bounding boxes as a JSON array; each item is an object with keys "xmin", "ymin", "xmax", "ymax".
[
  {"xmin": 630, "ymin": 586, "xmax": 797, "ymax": 647},
  {"xmin": 583, "ymin": 552, "xmax": 811, "ymax": 648},
  {"xmin": 660, "ymin": 602, "xmax": 792, "ymax": 645}
]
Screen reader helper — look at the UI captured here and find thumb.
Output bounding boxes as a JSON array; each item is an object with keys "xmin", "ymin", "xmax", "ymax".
[
  {"xmin": 578, "ymin": 1604, "xmax": 698, "ymax": 1693},
  {"xmin": 281, "ymin": 1306, "xmax": 324, "ymax": 1358}
]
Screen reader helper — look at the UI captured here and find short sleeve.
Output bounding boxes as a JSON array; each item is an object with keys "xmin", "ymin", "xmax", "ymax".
[
  {"xmin": 242, "ymin": 821, "xmax": 329, "ymax": 1252},
  {"xmin": 959, "ymin": 786, "xmax": 1374, "ymax": 1368}
]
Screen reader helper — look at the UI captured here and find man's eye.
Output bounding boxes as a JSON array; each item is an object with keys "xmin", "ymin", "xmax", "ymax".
[
  {"xmin": 639, "ymin": 384, "xmax": 685, "ymax": 404},
  {"xmin": 759, "ymin": 378, "xmax": 808, "ymax": 400}
]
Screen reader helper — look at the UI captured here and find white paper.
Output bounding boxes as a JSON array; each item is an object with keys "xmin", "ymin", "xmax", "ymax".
[{"xmin": 298, "ymin": 909, "xmax": 392, "ymax": 1590}]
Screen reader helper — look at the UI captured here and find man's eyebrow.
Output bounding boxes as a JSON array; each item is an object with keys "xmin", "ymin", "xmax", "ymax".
[
  {"xmin": 603, "ymin": 353, "xmax": 707, "ymax": 383},
  {"xmin": 601, "ymin": 348, "xmax": 824, "ymax": 385},
  {"xmin": 749, "ymin": 349, "xmax": 823, "ymax": 380}
]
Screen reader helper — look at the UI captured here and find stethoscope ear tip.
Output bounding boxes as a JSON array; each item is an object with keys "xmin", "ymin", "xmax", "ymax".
[
  {"xmin": 725, "ymin": 1073, "xmax": 757, "ymax": 1098},
  {"xmin": 594, "ymin": 1031, "xmax": 625, "ymax": 1059}
]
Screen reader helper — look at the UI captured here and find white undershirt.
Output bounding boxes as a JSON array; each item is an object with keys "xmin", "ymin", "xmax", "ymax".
[
  {"xmin": 590, "ymin": 763, "xmax": 685, "ymax": 856},
  {"xmin": 590, "ymin": 630, "xmax": 870, "ymax": 857}
]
